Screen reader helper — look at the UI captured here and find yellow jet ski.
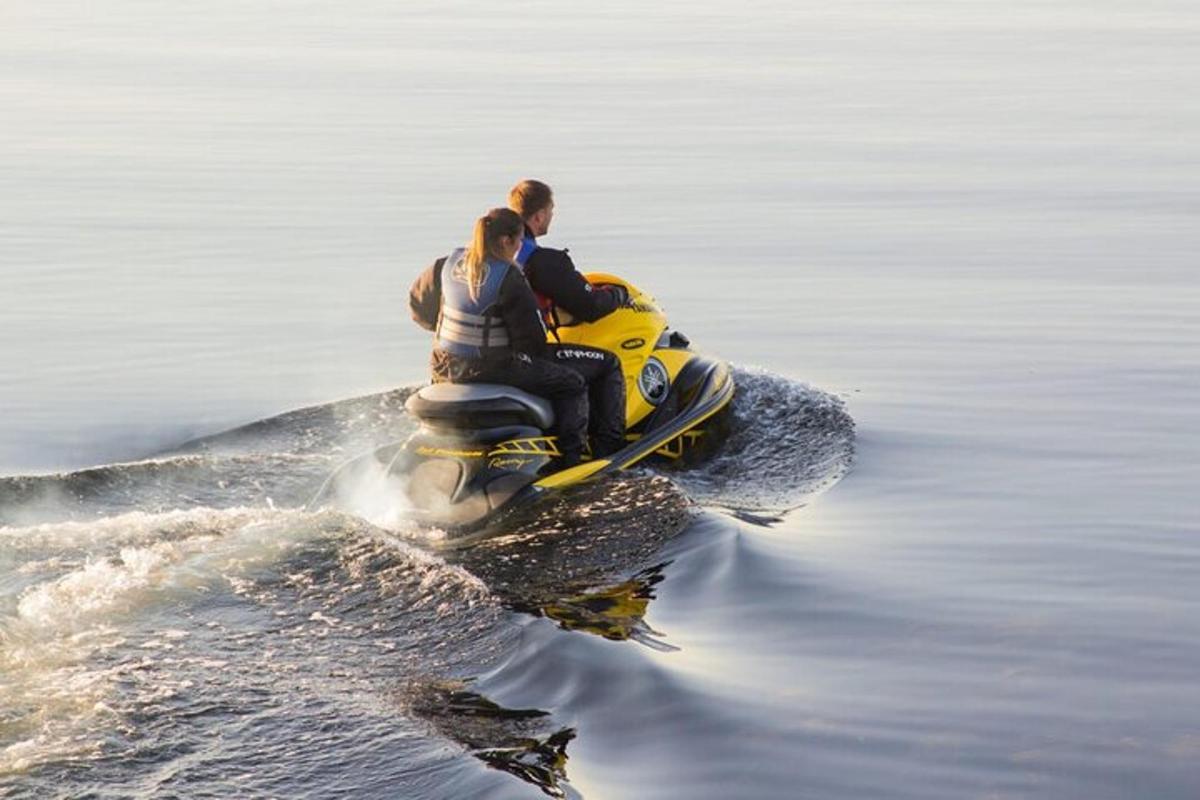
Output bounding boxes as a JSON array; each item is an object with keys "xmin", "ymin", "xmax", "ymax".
[{"xmin": 318, "ymin": 274, "xmax": 734, "ymax": 533}]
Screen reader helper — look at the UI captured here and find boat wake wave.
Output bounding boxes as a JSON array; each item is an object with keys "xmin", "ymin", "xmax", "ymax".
[
  {"xmin": 0, "ymin": 367, "xmax": 852, "ymax": 795},
  {"xmin": 0, "ymin": 367, "xmax": 852, "ymax": 530},
  {"xmin": 673, "ymin": 367, "xmax": 855, "ymax": 516}
]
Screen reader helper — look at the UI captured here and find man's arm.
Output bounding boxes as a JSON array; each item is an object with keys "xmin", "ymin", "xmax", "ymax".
[
  {"xmin": 525, "ymin": 248, "xmax": 622, "ymax": 323},
  {"xmin": 409, "ymin": 257, "xmax": 445, "ymax": 331}
]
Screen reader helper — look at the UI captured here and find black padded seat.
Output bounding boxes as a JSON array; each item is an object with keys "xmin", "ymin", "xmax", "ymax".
[{"xmin": 405, "ymin": 383, "xmax": 555, "ymax": 430}]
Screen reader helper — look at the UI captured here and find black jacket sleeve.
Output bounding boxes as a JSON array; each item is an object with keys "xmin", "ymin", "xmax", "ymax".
[
  {"xmin": 524, "ymin": 247, "xmax": 621, "ymax": 323},
  {"xmin": 409, "ymin": 257, "xmax": 445, "ymax": 331},
  {"xmin": 497, "ymin": 267, "xmax": 549, "ymax": 356}
]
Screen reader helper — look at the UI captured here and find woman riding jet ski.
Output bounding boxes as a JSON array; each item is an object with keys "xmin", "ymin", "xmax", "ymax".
[
  {"xmin": 313, "ymin": 208, "xmax": 734, "ymax": 534},
  {"xmin": 407, "ymin": 207, "xmax": 598, "ymax": 469}
]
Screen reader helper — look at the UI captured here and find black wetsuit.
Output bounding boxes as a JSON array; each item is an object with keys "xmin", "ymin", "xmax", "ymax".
[
  {"xmin": 520, "ymin": 231, "xmax": 627, "ymax": 458},
  {"xmin": 521, "ymin": 244, "xmax": 624, "ymax": 324},
  {"xmin": 409, "ymin": 256, "xmax": 589, "ymax": 465}
]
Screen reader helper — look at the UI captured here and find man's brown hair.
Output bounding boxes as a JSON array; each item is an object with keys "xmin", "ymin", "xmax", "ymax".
[{"xmin": 508, "ymin": 179, "xmax": 553, "ymax": 220}]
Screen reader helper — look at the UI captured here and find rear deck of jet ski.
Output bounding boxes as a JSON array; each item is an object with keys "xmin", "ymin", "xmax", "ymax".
[
  {"xmin": 404, "ymin": 383, "xmax": 555, "ymax": 430},
  {"xmin": 389, "ymin": 383, "xmax": 560, "ymax": 531}
]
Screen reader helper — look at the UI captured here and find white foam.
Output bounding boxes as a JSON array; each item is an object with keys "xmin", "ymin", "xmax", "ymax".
[
  {"xmin": 16, "ymin": 547, "xmax": 170, "ymax": 632},
  {"xmin": 0, "ymin": 507, "xmax": 323, "ymax": 776},
  {"xmin": 0, "ymin": 502, "xmax": 486, "ymax": 779},
  {"xmin": 322, "ymin": 450, "xmax": 420, "ymax": 531},
  {"xmin": 0, "ymin": 506, "xmax": 279, "ymax": 554}
]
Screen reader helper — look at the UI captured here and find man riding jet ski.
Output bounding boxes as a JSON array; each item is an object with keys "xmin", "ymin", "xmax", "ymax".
[{"xmin": 507, "ymin": 179, "xmax": 627, "ymax": 462}]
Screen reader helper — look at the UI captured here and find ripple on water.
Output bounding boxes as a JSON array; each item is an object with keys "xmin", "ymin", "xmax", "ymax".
[{"xmin": 672, "ymin": 366, "xmax": 855, "ymax": 514}]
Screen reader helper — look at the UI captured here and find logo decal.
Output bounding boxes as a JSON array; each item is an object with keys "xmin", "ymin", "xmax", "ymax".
[
  {"xmin": 555, "ymin": 348, "xmax": 606, "ymax": 361},
  {"xmin": 450, "ymin": 257, "xmax": 488, "ymax": 287},
  {"xmin": 489, "ymin": 457, "xmax": 532, "ymax": 470},
  {"xmin": 637, "ymin": 358, "xmax": 670, "ymax": 406}
]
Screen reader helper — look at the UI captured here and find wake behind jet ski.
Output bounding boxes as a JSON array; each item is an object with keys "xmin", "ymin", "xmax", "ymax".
[{"xmin": 312, "ymin": 274, "xmax": 734, "ymax": 535}]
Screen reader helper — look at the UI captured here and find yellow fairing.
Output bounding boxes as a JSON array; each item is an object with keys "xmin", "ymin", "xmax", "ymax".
[{"xmin": 550, "ymin": 273, "xmax": 691, "ymax": 429}]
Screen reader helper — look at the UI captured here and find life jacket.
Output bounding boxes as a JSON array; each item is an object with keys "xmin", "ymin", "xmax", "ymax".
[
  {"xmin": 515, "ymin": 234, "xmax": 560, "ymax": 334},
  {"xmin": 434, "ymin": 248, "xmax": 514, "ymax": 359}
]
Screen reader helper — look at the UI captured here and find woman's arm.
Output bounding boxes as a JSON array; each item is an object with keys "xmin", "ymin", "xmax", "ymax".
[
  {"xmin": 409, "ymin": 257, "xmax": 445, "ymax": 331},
  {"xmin": 498, "ymin": 267, "xmax": 549, "ymax": 355}
]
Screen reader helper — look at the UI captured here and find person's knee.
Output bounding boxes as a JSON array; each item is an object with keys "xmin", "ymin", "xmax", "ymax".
[
  {"xmin": 602, "ymin": 352, "xmax": 623, "ymax": 378},
  {"xmin": 601, "ymin": 356, "xmax": 623, "ymax": 389},
  {"xmin": 565, "ymin": 370, "xmax": 586, "ymax": 393}
]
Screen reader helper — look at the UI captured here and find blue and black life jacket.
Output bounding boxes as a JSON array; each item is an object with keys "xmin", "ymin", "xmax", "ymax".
[{"xmin": 434, "ymin": 248, "xmax": 514, "ymax": 359}]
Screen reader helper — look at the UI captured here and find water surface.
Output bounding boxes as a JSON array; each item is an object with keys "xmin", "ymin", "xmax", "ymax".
[{"xmin": 3, "ymin": 1, "xmax": 1199, "ymax": 798}]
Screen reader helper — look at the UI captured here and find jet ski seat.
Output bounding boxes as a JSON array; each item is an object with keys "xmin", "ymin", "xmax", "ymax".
[{"xmin": 405, "ymin": 383, "xmax": 556, "ymax": 430}]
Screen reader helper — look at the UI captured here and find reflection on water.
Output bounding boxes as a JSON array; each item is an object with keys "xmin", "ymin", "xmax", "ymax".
[
  {"xmin": 410, "ymin": 681, "xmax": 577, "ymax": 800},
  {"xmin": 541, "ymin": 564, "xmax": 677, "ymax": 651}
]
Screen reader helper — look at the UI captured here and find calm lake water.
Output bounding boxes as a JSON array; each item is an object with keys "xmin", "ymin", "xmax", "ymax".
[{"xmin": 3, "ymin": 1, "xmax": 1199, "ymax": 798}]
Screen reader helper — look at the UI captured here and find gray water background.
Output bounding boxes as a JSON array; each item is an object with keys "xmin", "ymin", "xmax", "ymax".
[{"xmin": 3, "ymin": 0, "xmax": 1200, "ymax": 797}]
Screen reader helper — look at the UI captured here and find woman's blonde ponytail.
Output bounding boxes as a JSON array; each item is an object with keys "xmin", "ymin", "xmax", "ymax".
[{"xmin": 461, "ymin": 208, "xmax": 525, "ymax": 301}]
